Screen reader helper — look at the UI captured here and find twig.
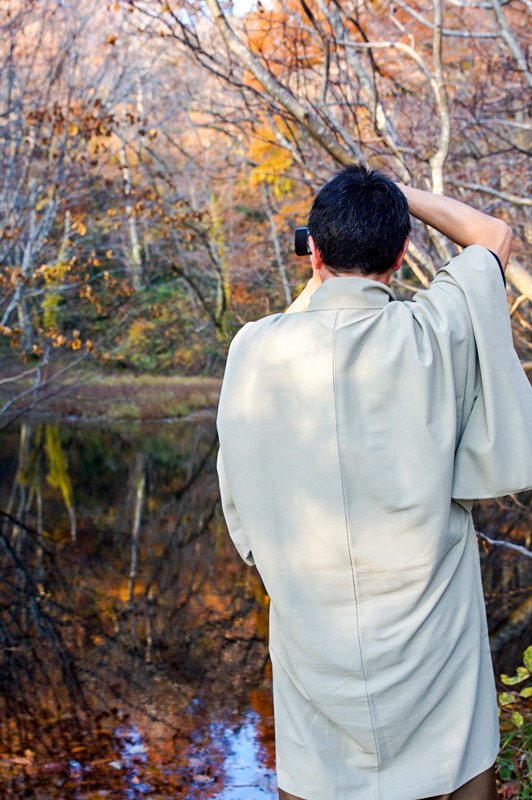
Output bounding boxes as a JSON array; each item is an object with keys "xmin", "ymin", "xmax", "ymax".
[
  {"xmin": 0, "ymin": 364, "xmax": 42, "ymax": 386},
  {"xmin": 509, "ymin": 294, "xmax": 527, "ymax": 316},
  {"xmin": 391, "ymin": 0, "xmax": 498, "ymax": 37},
  {"xmin": 446, "ymin": 180, "xmax": 532, "ymax": 207},
  {"xmin": 0, "ymin": 509, "xmax": 54, "ymax": 551},
  {"xmin": 490, "ymin": 0, "xmax": 532, "ymax": 88},
  {"xmin": 477, "ymin": 530, "xmax": 532, "ymax": 559}
]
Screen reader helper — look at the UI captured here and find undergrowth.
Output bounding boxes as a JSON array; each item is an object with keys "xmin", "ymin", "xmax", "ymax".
[{"xmin": 496, "ymin": 646, "xmax": 532, "ymax": 798}]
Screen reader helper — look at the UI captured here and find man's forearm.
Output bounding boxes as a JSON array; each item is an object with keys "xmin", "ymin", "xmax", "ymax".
[{"xmin": 398, "ymin": 184, "xmax": 513, "ymax": 270}]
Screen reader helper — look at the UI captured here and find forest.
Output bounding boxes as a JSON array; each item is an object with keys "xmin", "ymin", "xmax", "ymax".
[{"xmin": 0, "ymin": 0, "xmax": 530, "ymax": 798}]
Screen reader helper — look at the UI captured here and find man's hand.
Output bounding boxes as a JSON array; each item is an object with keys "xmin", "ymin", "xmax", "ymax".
[{"xmin": 398, "ymin": 184, "xmax": 513, "ymax": 271}]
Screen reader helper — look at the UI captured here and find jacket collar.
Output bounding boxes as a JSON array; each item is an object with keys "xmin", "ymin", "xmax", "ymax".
[{"xmin": 307, "ymin": 276, "xmax": 396, "ymax": 311}]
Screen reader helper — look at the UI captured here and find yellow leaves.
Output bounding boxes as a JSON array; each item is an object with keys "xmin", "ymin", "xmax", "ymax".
[
  {"xmin": 41, "ymin": 255, "xmax": 71, "ymax": 331},
  {"xmin": 497, "ymin": 691, "xmax": 526, "ymax": 726},
  {"xmin": 497, "ymin": 646, "xmax": 531, "ymax": 733},
  {"xmin": 498, "ymin": 692, "xmax": 515, "ymax": 706},
  {"xmin": 248, "ymin": 123, "xmax": 282, "ymax": 162},
  {"xmin": 35, "ymin": 186, "xmax": 55, "ymax": 212},
  {"xmin": 45, "ymin": 425, "xmax": 74, "ymax": 512},
  {"xmin": 248, "ymin": 123, "xmax": 293, "ymax": 198},
  {"xmin": 501, "ymin": 666, "xmax": 530, "ymax": 685},
  {"xmin": 127, "ymin": 319, "xmax": 156, "ymax": 345},
  {"xmin": 273, "ymin": 197, "xmax": 311, "ymax": 224},
  {"xmin": 501, "ymin": 649, "xmax": 531, "ymax": 696}
]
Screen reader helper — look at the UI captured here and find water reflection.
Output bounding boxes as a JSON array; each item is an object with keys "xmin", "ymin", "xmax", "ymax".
[
  {"xmin": 0, "ymin": 418, "xmax": 529, "ymax": 798},
  {"xmin": 214, "ymin": 713, "xmax": 276, "ymax": 799},
  {"xmin": 0, "ymin": 417, "xmax": 275, "ymax": 798}
]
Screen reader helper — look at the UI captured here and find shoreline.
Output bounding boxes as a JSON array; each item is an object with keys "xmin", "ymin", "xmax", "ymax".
[{"xmin": 0, "ymin": 367, "xmax": 222, "ymax": 424}]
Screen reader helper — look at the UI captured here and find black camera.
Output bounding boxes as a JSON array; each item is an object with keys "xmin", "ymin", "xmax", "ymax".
[{"xmin": 294, "ymin": 226, "xmax": 311, "ymax": 256}]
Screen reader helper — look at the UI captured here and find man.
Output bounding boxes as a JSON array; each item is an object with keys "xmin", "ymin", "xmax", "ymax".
[{"xmin": 216, "ymin": 166, "xmax": 532, "ymax": 800}]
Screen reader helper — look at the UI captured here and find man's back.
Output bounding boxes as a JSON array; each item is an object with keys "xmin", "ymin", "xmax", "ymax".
[{"xmin": 217, "ymin": 249, "xmax": 504, "ymax": 799}]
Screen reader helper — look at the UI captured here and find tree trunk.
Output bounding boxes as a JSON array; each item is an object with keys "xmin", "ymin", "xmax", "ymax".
[
  {"xmin": 261, "ymin": 184, "xmax": 292, "ymax": 306},
  {"xmin": 119, "ymin": 108, "xmax": 143, "ymax": 291}
]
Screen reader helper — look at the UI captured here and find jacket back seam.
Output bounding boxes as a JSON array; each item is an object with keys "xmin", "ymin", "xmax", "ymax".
[{"xmin": 332, "ymin": 310, "xmax": 383, "ymax": 797}]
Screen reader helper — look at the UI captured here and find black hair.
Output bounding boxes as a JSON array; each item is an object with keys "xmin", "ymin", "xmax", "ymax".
[{"xmin": 307, "ymin": 165, "xmax": 411, "ymax": 275}]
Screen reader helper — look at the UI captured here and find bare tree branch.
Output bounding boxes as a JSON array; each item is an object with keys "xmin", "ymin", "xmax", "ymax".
[
  {"xmin": 490, "ymin": 0, "xmax": 532, "ymax": 87},
  {"xmin": 446, "ymin": 180, "xmax": 532, "ymax": 206},
  {"xmin": 477, "ymin": 530, "xmax": 532, "ymax": 558}
]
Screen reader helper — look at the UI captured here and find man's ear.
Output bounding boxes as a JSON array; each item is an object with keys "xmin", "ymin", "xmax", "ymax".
[
  {"xmin": 392, "ymin": 237, "xmax": 409, "ymax": 271},
  {"xmin": 308, "ymin": 235, "xmax": 324, "ymax": 271}
]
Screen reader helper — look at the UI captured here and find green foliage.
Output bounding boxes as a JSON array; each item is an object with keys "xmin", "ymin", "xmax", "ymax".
[
  {"xmin": 499, "ymin": 691, "xmax": 516, "ymax": 707},
  {"xmin": 511, "ymin": 711, "xmax": 524, "ymax": 728},
  {"xmin": 502, "ymin": 666, "xmax": 530, "ymax": 686},
  {"xmin": 108, "ymin": 283, "xmax": 225, "ymax": 375},
  {"xmin": 234, "ymin": 204, "xmax": 266, "ymax": 222},
  {"xmin": 496, "ymin": 647, "xmax": 532, "ymax": 798},
  {"xmin": 524, "ymin": 646, "xmax": 532, "ymax": 673},
  {"xmin": 107, "ymin": 402, "xmax": 140, "ymax": 420}
]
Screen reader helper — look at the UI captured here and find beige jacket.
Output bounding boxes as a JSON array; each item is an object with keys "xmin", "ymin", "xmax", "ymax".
[{"xmin": 216, "ymin": 246, "xmax": 532, "ymax": 800}]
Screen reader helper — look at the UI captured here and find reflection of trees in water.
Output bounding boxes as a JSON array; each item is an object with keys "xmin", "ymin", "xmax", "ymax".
[
  {"xmin": 2, "ymin": 424, "xmax": 77, "ymax": 546},
  {"xmin": 0, "ymin": 420, "xmax": 272, "ymax": 798},
  {"xmin": 0, "ymin": 424, "xmax": 86, "ymax": 774},
  {"xmin": 0, "ymin": 509, "xmax": 86, "ymax": 758}
]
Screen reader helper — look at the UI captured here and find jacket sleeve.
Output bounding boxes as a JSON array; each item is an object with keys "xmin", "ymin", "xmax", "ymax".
[
  {"xmin": 435, "ymin": 246, "xmax": 532, "ymax": 500},
  {"xmin": 216, "ymin": 448, "xmax": 255, "ymax": 566}
]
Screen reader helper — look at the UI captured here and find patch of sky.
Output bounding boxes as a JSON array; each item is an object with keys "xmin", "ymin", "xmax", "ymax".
[
  {"xmin": 232, "ymin": 0, "xmax": 273, "ymax": 16},
  {"xmin": 214, "ymin": 711, "xmax": 277, "ymax": 799},
  {"xmin": 113, "ymin": 724, "xmax": 152, "ymax": 798}
]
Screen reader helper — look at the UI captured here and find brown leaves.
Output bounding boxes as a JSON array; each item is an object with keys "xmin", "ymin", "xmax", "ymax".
[{"xmin": 499, "ymin": 782, "xmax": 520, "ymax": 799}]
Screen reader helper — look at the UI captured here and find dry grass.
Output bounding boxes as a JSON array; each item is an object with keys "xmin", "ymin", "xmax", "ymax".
[{"xmin": 0, "ymin": 364, "xmax": 221, "ymax": 422}]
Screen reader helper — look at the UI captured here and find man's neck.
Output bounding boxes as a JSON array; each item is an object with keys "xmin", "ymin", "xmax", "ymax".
[{"xmin": 320, "ymin": 266, "xmax": 394, "ymax": 286}]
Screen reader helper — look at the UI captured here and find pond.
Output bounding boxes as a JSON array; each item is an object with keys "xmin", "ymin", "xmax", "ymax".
[{"xmin": 0, "ymin": 417, "xmax": 530, "ymax": 799}]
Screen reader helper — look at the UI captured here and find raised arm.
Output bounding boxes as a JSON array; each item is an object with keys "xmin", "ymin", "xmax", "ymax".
[{"xmin": 398, "ymin": 185, "xmax": 513, "ymax": 270}]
